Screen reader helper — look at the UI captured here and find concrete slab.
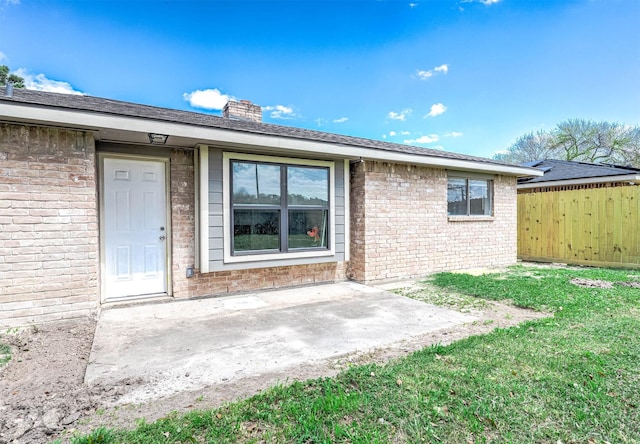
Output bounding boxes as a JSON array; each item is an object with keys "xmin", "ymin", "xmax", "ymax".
[{"xmin": 86, "ymin": 281, "xmax": 475, "ymax": 403}]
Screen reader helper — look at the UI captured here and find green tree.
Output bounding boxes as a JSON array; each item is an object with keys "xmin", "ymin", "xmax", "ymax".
[
  {"xmin": 0, "ymin": 65, "xmax": 25, "ymax": 88},
  {"xmin": 495, "ymin": 119, "xmax": 640, "ymax": 167}
]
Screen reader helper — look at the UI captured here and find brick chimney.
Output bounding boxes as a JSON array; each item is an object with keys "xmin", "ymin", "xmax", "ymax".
[{"xmin": 223, "ymin": 99, "xmax": 262, "ymax": 123}]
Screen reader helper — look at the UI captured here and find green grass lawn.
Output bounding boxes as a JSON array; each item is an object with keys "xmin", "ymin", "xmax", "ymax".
[
  {"xmin": 234, "ymin": 234, "xmax": 324, "ymax": 251},
  {"xmin": 66, "ymin": 265, "xmax": 639, "ymax": 444}
]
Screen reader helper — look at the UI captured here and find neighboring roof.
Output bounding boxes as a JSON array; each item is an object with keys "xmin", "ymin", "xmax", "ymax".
[
  {"xmin": 518, "ymin": 159, "xmax": 640, "ymax": 188},
  {"xmin": 0, "ymin": 87, "xmax": 541, "ymax": 177}
]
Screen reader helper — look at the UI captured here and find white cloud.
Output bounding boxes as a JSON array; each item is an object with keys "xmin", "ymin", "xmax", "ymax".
[
  {"xmin": 401, "ymin": 131, "xmax": 411, "ymax": 135},
  {"xmin": 461, "ymin": 0, "xmax": 500, "ymax": 5},
  {"xmin": 445, "ymin": 131, "xmax": 463, "ymax": 137},
  {"xmin": 183, "ymin": 88, "xmax": 233, "ymax": 110},
  {"xmin": 409, "ymin": 3, "xmax": 418, "ymax": 8},
  {"xmin": 15, "ymin": 69, "xmax": 84, "ymax": 95},
  {"xmin": 416, "ymin": 64, "xmax": 449, "ymax": 80},
  {"xmin": 382, "ymin": 134, "xmax": 387, "ymax": 139},
  {"xmin": 264, "ymin": 104, "xmax": 296, "ymax": 119},
  {"xmin": 434, "ymin": 64, "xmax": 449, "ymax": 74},
  {"xmin": 389, "ymin": 131, "xmax": 396, "ymax": 136},
  {"xmin": 333, "ymin": 117, "xmax": 348, "ymax": 123},
  {"xmin": 426, "ymin": 103, "xmax": 447, "ymax": 117},
  {"xmin": 388, "ymin": 108, "xmax": 412, "ymax": 121},
  {"xmin": 0, "ymin": 51, "xmax": 6, "ymax": 62},
  {"xmin": 404, "ymin": 134, "xmax": 439, "ymax": 144},
  {"xmin": 314, "ymin": 117, "xmax": 328, "ymax": 126},
  {"xmin": 416, "ymin": 70, "xmax": 433, "ymax": 80}
]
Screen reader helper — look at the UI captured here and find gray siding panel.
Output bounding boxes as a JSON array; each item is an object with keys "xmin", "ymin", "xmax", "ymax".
[
  {"xmin": 208, "ymin": 215, "xmax": 223, "ymax": 227},
  {"xmin": 209, "ymin": 226, "xmax": 223, "ymax": 238},
  {"xmin": 209, "ymin": 250, "xmax": 224, "ymax": 261},
  {"xmin": 210, "ymin": 180, "xmax": 223, "ymax": 193},
  {"xmin": 209, "ymin": 237, "xmax": 224, "ymax": 250},
  {"xmin": 207, "ymin": 148, "xmax": 347, "ymax": 271},
  {"xmin": 209, "ymin": 202, "xmax": 223, "ymax": 215}
]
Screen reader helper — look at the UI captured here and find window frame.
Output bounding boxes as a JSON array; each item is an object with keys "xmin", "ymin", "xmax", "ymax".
[
  {"xmin": 447, "ymin": 173, "xmax": 494, "ymax": 218},
  {"xmin": 223, "ymin": 152, "xmax": 335, "ymax": 264}
]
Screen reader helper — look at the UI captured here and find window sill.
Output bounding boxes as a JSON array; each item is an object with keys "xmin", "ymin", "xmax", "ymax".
[
  {"xmin": 447, "ymin": 215, "xmax": 495, "ymax": 222},
  {"xmin": 224, "ymin": 249, "xmax": 335, "ymax": 264}
]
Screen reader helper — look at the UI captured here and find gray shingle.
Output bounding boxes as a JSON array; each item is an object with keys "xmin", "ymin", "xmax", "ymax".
[
  {"xmin": 1, "ymin": 88, "xmax": 519, "ymax": 168},
  {"xmin": 519, "ymin": 159, "xmax": 640, "ymax": 184}
]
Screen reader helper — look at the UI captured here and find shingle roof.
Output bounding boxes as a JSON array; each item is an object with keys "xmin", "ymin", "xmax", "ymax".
[
  {"xmin": 1, "ymin": 87, "xmax": 520, "ymax": 169},
  {"xmin": 518, "ymin": 159, "xmax": 640, "ymax": 184}
]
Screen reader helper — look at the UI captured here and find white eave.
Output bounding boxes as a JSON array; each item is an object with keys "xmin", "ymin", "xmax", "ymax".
[
  {"xmin": 0, "ymin": 100, "xmax": 543, "ymax": 177},
  {"xmin": 518, "ymin": 174, "xmax": 640, "ymax": 189}
]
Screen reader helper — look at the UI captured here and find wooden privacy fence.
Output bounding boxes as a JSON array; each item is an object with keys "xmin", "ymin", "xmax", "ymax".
[{"xmin": 518, "ymin": 186, "xmax": 640, "ymax": 268}]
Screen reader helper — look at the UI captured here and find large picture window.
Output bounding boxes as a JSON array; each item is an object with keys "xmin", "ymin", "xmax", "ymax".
[
  {"xmin": 447, "ymin": 177, "xmax": 493, "ymax": 216},
  {"xmin": 231, "ymin": 160, "xmax": 330, "ymax": 255}
]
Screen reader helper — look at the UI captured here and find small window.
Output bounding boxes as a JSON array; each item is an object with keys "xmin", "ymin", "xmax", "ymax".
[
  {"xmin": 447, "ymin": 177, "xmax": 493, "ymax": 216},
  {"xmin": 231, "ymin": 160, "xmax": 330, "ymax": 255}
]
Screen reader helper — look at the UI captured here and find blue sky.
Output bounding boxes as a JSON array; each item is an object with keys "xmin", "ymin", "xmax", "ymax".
[{"xmin": 1, "ymin": 0, "xmax": 638, "ymax": 159}]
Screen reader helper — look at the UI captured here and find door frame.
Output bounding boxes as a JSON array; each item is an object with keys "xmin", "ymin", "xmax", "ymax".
[{"xmin": 98, "ymin": 152, "xmax": 173, "ymax": 303}]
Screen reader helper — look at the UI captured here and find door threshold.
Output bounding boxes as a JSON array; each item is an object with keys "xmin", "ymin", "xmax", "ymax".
[{"xmin": 102, "ymin": 293, "xmax": 173, "ymax": 309}]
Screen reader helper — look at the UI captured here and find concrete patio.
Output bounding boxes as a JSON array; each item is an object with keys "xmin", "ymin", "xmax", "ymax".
[{"xmin": 85, "ymin": 281, "xmax": 476, "ymax": 403}]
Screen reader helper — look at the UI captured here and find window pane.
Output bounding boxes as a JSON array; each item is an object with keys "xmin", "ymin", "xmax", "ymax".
[
  {"xmin": 233, "ymin": 209, "xmax": 279, "ymax": 252},
  {"xmin": 447, "ymin": 178, "xmax": 467, "ymax": 215},
  {"xmin": 469, "ymin": 180, "xmax": 491, "ymax": 215},
  {"xmin": 287, "ymin": 167, "xmax": 329, "ymax": 206},
  {"xmin": 288, "ymin": 209, "xmax": 328, "ymax": 249},
  {"xmin": 232, "ymin": 162, "xmax": 280, "ymax": 205}
]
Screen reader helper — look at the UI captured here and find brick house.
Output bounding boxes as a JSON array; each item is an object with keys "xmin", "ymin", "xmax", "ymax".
[{"xmin": 0, "ymin": 88, "xmax": 541, "ymax": 327}]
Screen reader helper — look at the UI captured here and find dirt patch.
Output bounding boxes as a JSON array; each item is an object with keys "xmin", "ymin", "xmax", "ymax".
[
  {"xmin": 0, "ymin": 302, "xmax": 547, "ymax": 443},
  {"xmin": 0, "ymin": 320, "xmax": 101, "ymax": 443},
  {"xmin": 570, "ymin": 278, "xmax": 615, "ymax": 289},
  {"xmin": 570, "ymin": 278, "xmax": 640, "ymax": 289},
  {"xmin": 617, "ymin": 281, "xmax": 640, "ymax": 288}
]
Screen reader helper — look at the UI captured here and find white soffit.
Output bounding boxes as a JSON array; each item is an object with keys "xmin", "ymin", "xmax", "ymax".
[{"xmin": 0, "ymin": 102, "xmax": 542, "ymax": 177}]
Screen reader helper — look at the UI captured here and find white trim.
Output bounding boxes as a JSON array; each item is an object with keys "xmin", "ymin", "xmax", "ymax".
[
  {"xmin": 447, "ymin": 170, "xmax": 496, "ymax": 180},
  {"xmin": 448, "ymin": 216, "xmax": 495, "ymax": 222},
  {"xmin": 222, "ymin": 152, "xmax": 336, "ymax": 265},
  {"xmin": 0, "ymin": 102, "xmax": 542, "ymax": 177},
  {"xmin": 343, "ymin": 159, "xmax": 350, "ymax": 262},
  {"xmin": 517, "ymin": 174, "xmax": 640, "ymax": 189},
  {"xmin": 193, "ymin": 147, "xmax": 200, "ymax": 270},
  {"xmin": 198, "ymin": 145, "xmax": 210, "ymax": 273}
]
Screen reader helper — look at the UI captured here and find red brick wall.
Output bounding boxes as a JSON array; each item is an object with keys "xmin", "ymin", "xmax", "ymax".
[
  {"xmin": 0, "ymin": 124, "xmax": 99, "ymax": 327},
  {"xmin": 347, "ymin": 161, "xmax": 366, "ymax": 280},
  {"xmin": 348, "ymin": 160, "xmax": 517, "ymax": 282}
]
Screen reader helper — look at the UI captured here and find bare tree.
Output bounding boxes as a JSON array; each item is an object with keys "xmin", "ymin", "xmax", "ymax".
[
  {"xmin": 494, "ymin": 130, "xmax": 555, "ymax": 163},
  {"xmin": 495, "ymin": 119, "xmax": 640, "ymax": 167}
]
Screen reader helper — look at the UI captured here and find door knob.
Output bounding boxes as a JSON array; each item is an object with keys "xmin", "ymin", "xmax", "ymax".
[{"xmin": 159, "ymin": 235, "xmax": 166, "ymax": 241}]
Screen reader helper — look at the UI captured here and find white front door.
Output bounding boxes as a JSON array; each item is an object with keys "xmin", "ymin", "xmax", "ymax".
[{"xmin": 103, "ymin": 157, "xmax": 168, "ymax": 300}]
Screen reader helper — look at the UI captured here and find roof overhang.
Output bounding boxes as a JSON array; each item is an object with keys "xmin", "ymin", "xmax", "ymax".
[
  {"xmin": 0, "ymin": 100, "xmax": 542, "ymax": 178},
  {"xmin": 518, "ymin": 174, "xmax": 640, "ymax": 189}
]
